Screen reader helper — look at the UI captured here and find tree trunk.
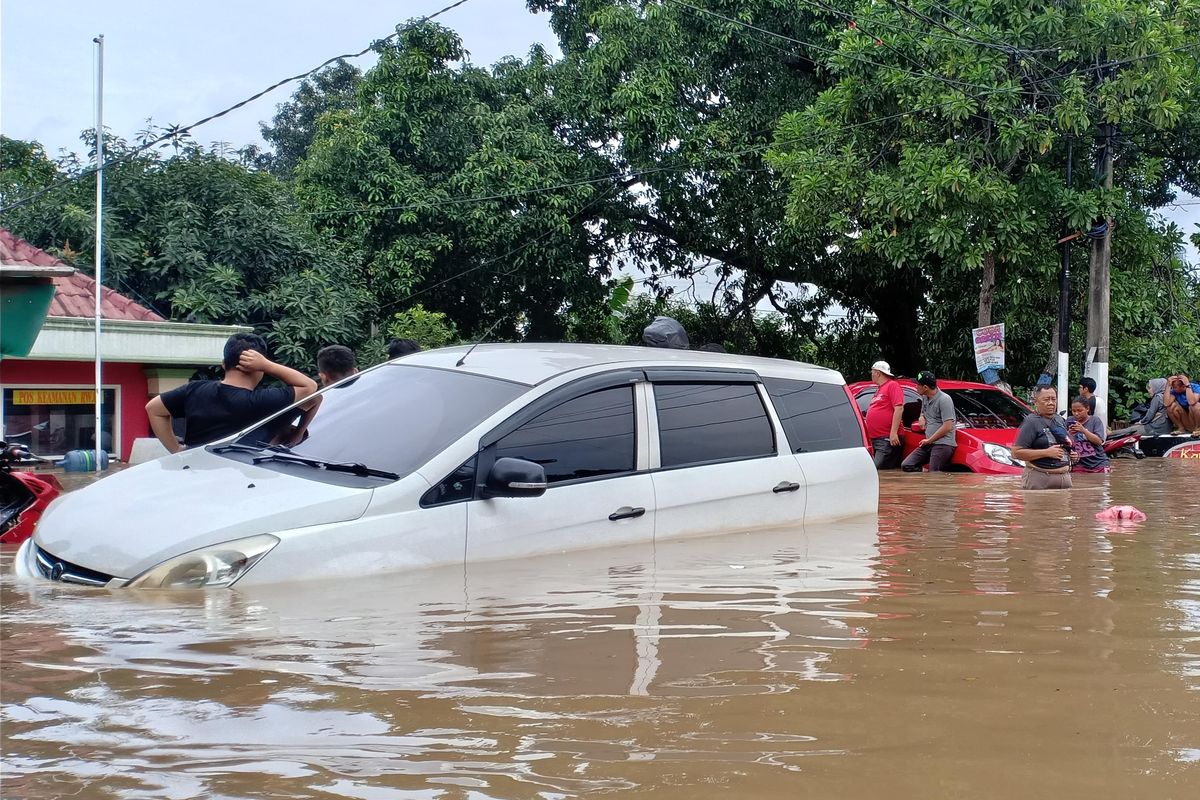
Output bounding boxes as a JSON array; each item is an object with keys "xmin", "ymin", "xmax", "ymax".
[
  {"xmin": 868, "ymin": 279, "xmax": 922, "ymax": 375},
  {"xmin": 977, "ymin": 251, "xmax": 996, "ymax": 328}
]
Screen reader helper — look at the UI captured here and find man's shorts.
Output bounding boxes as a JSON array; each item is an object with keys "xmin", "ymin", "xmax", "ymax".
[{"xmin": 871, "ymin": 437, "xmax": 903, "ymax": 469}]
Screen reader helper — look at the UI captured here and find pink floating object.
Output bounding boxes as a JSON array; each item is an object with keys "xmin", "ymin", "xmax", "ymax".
[{"xmin": 1095, "ymin": 505, "xmax": 1147, "ymax": 522}]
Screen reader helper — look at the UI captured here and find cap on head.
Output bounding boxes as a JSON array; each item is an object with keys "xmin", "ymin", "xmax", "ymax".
[
  {"xmin": 870, "ymin": 360, "xmax": 894, "ymax": 377},
  {"xmin": 916, "ymin": 370, "xmax": 937, "ymax": 389}
]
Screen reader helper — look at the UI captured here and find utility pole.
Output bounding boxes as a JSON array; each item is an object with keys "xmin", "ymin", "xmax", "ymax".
[
  {"xmin": 93, "ymin": 34, "xmax": 105, "ymax": 471},
  {"xmin": 1085, "ymin": 59, "xmax": 1114, "ymax": 428},
  {"xmin": 1055, "ymin": 141, "xmax": 1073, "ymax": 414}
]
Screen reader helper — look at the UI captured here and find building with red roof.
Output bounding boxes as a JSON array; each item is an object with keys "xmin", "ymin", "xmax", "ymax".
[{"xmin": 1, "ymin": 229, "xmax": 247, "ymax": 459}]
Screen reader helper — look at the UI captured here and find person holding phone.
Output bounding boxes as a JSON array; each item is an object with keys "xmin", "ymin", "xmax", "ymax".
[{"xmin": 1067, "ymin": 396, "xmax": 1110, "ymax": 473}]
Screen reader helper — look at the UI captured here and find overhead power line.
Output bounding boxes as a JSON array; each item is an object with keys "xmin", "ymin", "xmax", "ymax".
[{"xmin": 0, "ymin": 0, "xmax": 476, "ymax": 215}]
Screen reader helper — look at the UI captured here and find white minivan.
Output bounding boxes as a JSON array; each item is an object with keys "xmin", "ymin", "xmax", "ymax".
[{"xmin": 15, "ymin": 344, "xmax": 876, "ymax": 588}]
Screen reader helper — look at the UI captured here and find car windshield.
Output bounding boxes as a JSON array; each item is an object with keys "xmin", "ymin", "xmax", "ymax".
[
  {"xmin": 945, "ymin": 388, "xmax": 1031, "ymax": 429},
  {"xmin": 221, "ymin": 365, "xmax": 528, "ymax": 482}
]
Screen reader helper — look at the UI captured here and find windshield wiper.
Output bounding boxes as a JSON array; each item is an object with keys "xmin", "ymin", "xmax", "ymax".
[
  {"xmin": 249, "ymin": 452, "xmax": 400, "ymax": 480},
  {"xmin": 210, "ymin": 443, "xmax": 268, "ymax": 455}
]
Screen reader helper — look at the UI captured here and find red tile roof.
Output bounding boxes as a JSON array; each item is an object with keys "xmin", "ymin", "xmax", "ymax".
[{"xmin": 1, "ymin": 228, "xmax": 165, "ymax": 322}]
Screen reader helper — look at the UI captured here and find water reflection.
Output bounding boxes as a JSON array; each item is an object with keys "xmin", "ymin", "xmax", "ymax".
[{"xmin": 2, "ymin": 460, "xmax": 1198, "ymax": 798}]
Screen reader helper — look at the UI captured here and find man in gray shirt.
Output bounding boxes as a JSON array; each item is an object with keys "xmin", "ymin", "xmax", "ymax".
[{"xmin": 902, "ymin": 371, "xmax": 958, "ymax": 472}]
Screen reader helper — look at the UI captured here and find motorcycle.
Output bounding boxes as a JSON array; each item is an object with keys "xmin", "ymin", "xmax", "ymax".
[
  {"xmin": 1103, "ymin": 430, "xmax": 1144, "ymax": 460},
  {"xmin": 0, "ymin": 441, "xmax": 63, "ymax": 545}
]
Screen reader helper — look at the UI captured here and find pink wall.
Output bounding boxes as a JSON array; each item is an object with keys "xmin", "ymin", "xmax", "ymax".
[{"xmin": 0, "ymin": 360, "xmax": 149, "ymax": 458}]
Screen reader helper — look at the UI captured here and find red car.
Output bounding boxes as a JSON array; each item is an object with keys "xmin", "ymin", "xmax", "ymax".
[{"xmin": 847, "ymin": 378, "xmax": 1032, "ymax": 475}]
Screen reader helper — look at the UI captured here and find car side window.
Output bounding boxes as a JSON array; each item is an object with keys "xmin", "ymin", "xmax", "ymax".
[
  {"xmin": 762, "ymin": 377, "xmax": 864, "ymax": 453},
  {"xmin": 654, "ymin": 382, "xmax": 775, "ymax": 468},
  {"xmin": 491, "ymin": 385, "xmax": 636, "ymax": 484},
  {"xmin": 855, "ymin": 387, "xmax": 876, "ymax": 416},
  {"xmin": 422, "ymin": 457, "xmax": 477, "ymax": 507},
  {"xmin": 902, "ymin": 389, "xmax": 922, "ymax": 428}
]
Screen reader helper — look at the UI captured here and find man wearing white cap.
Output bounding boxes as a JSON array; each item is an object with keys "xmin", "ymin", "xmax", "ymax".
[{"xmin": 864, "ymin": 360, "xmax": 904, "ymax": 469}]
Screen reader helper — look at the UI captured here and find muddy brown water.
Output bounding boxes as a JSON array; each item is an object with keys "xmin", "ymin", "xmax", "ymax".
[{"xmin": 2, "ymin": 461, "xmax": 1198, "ymax": 798}]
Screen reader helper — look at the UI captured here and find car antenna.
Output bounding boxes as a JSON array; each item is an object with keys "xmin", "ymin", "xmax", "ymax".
[{"xmin": 456, "ymin": 317, "xmax": 506, "ymax": 367}]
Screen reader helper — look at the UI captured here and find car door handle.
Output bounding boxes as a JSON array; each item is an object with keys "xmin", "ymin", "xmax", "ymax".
[
  {"xmin": 772, "ymin": 481, "xmax": 801, "ymax": 494},
  {"xmin": 609, "ymin": 506, "xmax": 646, "ymax": 521}
]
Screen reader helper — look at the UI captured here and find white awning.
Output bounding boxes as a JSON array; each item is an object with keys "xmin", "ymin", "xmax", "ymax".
[{"xmin": 13, "ymin": 316, "xmax": 250, "ymax": 365}]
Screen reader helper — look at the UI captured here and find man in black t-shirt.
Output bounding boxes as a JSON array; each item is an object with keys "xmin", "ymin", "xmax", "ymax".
[
  {"xmin": 145, "ymin": 333, "xmax": 318, "ymax": 452},
  {"xmin": 1011, "ymin": 386, "xmax": 1073, "ymax": 489}
]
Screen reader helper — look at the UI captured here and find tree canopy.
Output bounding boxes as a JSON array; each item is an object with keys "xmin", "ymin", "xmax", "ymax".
[{"xmin": 1, "ymin": 1, "xmax": 1196, "ymax": 410}]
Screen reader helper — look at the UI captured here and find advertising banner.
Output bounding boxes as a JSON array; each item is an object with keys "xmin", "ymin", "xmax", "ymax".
[{"xmin": 972, "ymin": 324, "xmax": 1005, "ymax": 372}]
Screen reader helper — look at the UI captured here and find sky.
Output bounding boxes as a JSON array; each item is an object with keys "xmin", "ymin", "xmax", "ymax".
[
  {"xmin": 0, "ymin": 0, "xmax": 557, "ymax": 156},
  {"xmin": 1, "ymin": 0, "xmax": 1195, "ymax": 265}
]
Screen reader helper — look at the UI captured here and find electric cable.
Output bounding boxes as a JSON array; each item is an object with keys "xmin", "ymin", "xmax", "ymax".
[{"xmin": 0, "ymin": 0, "xmax": 476, "ymax": 215}]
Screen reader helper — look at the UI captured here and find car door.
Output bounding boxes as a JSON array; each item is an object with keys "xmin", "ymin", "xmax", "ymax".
[
  {"xmin": 762, "ymin": 376, "xmax": 878, "ymax": 521},
  {"xmin": 854, "ymin": 384, "xmax": 923, "ymax": 457},
  {"xmin": 465, "ymin": 374, "xmax": 656, "ymax": 563},
  {"xmin": 647, "ymin": 374, "xmax": 806, "ymax": 539}
]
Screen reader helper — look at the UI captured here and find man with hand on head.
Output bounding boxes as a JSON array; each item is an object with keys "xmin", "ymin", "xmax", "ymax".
[
  {"xmin": 1164, "ymin": 374, "xmax": 1200, "ymax": 434},
  {"xmin": 146, "ymin": 333, "xmax": 317, "ymax": 453}
]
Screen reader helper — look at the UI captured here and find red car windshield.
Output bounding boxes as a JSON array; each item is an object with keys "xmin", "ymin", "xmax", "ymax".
[{"xmin": 944, "ymin": 388, "xmax": 1030, "ymax": 429}]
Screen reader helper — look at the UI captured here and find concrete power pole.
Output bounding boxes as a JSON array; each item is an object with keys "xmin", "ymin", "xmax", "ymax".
[
  {"xmin": 1085, "ymin": 65, "xmax": 1114, "ymax": 428},
  {"xmin": 1055, "ymin": 141, "xmax": 1073, "ymax": 415}
]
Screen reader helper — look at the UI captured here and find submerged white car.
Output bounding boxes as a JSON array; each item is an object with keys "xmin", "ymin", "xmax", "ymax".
[{"xmin": 15, "ymin": 344, "xmax": 877, "ymax": 588}]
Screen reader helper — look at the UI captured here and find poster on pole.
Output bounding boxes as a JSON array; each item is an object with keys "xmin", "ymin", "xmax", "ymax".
[{"xmin": 972, "ymin": 323, "xmax": 1006, "ymax": 372}]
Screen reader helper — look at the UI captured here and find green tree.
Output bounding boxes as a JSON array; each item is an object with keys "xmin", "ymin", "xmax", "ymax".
[
  {"xmin": 764, "ymin": 0, "xmax": 1199, "ymax": 381},
  {"xmin": 296, "ymin": 22, "xmax": 621, "ymax": 342},
  {"xmin": 533, "ymin": 0, "xmax": 833, "ymax": 347},
  {"xmin": 261, "ymin": 59, "xmax": 363, "ymax": 177},
  {"xmin": 0, "ymin": 129, "xmax": 370, "ymax": 368},
  {"xmin": 386, "ymin": 304, "xmax": 458, "ymax": 349}
]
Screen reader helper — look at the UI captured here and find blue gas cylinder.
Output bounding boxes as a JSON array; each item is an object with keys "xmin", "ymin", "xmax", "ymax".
[{"xmin": 56, "ymin": 449, "xmax": 110, "ymax": 472}]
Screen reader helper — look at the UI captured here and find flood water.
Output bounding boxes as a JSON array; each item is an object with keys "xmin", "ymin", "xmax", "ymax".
[{"xmin": 2, "ymin": 460, "xmax": 1198, "ymax": 798}]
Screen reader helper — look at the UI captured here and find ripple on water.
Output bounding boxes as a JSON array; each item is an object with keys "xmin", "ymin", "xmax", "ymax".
[{"xmin": 2, "ymin": 460, "xmax": 1199, "ymax": 797}]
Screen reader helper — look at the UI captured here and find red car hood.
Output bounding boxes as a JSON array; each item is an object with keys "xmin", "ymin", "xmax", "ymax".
[{"xmin": 957, "ymin": 427, "xmax": 1019, "ymax": 447}]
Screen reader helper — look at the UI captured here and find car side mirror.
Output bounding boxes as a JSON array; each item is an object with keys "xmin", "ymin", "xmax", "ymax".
[{"xmin": 482, "ymin": 457, "xmax": 548, "ymax": 498}]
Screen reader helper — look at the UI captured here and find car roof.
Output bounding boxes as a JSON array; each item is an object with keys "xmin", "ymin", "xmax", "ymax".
[
  {"xmin": 848, "ymin": 377, "xmax": 1015, "ymax": 392},
  {"xmin": 395, "ymin": 342, "xmax": 844, "ymax": 386}
]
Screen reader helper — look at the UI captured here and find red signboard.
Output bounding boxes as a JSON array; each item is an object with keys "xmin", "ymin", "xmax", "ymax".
[{"xmin": 1163, "ymin": 441, "xmax": 1200, "ymax": 460}]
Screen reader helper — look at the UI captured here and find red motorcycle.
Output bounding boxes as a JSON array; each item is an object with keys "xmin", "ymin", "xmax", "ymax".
[
  {"xmin": 0, "ymin": 441, "xmax": 62, "ymax": 545},
  {"xmin": 1103, "ymin": 431, "xmax": 1144, "ymax": 460}
]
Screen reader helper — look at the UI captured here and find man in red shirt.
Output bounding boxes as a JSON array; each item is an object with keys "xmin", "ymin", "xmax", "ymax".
[{"xmin": 864, "ymin": 360, "xmax": 904, "ymax": 469}]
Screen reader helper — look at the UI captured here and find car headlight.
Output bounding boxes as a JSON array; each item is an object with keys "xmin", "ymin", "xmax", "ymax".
[
  {"xmin": 125, "ymin": 534, "xmax": 279, "ymax": 589},
  {"xmin": 983, "ymin": 443, "xmax": 1024, "ymax": 467}
]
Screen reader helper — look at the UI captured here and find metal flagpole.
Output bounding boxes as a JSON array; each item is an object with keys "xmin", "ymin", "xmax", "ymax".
[{"xmin": 93, "ymin": 34, "xmax": 105, "ymax": 471}]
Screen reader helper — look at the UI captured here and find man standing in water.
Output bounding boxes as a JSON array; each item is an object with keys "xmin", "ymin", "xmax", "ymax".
[
  {"xmin": 901, "ymin": 371, "xmax": 957, "ymax": 472},
  {"xmin": 1012, "ymin": 386, "xmax": 1073, "ymax": 489},
  {"xmin": 864, "ymin": 360, "xmax": 905, "ymax": 469}
]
